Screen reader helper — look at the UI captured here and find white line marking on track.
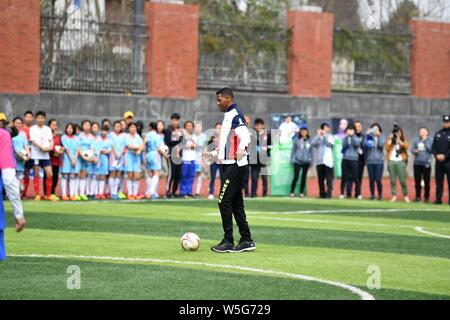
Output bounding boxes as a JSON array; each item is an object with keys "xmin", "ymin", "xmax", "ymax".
[
  {"xmin": 10, "ymin": 253, "xmax": 375, "ymax": 300},
  {"xmin": 414, "ymin": 227, "xmax": 450, "ymax": 239},
  {"xmin": 204, "ymin": 208, "xmax": 443, "ymax": 216}
]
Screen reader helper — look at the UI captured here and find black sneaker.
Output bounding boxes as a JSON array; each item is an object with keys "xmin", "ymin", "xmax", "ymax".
[
  {"xmin": 233, "ymin": 240, "xmax": 256, "ymax": 253},
  {"xmin": 211, "ymin": 240, "xmax": 234, "ymax": 253},
  {"xmin": 434, "ymin": 200, "xmax": 442, "ymax": 205}
]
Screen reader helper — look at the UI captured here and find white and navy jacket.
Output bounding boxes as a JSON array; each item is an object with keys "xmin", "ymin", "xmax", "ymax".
[{"xmin": 211, "ymin": 104, "xmax": 251, "ymax": 167}]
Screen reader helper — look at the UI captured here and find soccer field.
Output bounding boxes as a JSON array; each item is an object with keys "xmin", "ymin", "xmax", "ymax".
[{"xmin": 0, "ymin": 198, "xmax": 449, "ymax": 300}]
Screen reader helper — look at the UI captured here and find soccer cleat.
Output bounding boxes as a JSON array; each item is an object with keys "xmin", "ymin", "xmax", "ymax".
[
  {"xmin": 208, "ymin": 194, "xmax": 214, "ymax": 200},
  {"xmin": 70, "ymin": 196, "xmax": 77, "ymax": 201},
  {"xmin": 127, "ymin": 195, "xmax": 135, "ymax": 201},
  {"xmin": 211, "ymin": 240, "xmax": 234, "ymax": 253},
  {"xmin": 118, "ymin": 192, "xmax": 127, "ymax": 199},
  {"xmin": 232, "ymin": 240, "xmax": 256, "ymax": 253},
  {"xmin": 49, "ymin": 194, "xmax": 60, "ymax": 201},
  {"xmin": 95, "ymin": 195, "xmax": 102, "ymax": 200},
  {"xmin": 135, "ymin": 194, "xmax": 144, "ymax": 200},
  {"xmin": 34, "ymin": 195, "xmax": 41, "ymax": 201},
  {"xmin": 111, "ymin": 194, "xmax": 119, "ymax": 200},
  {"xmin": 61, "ymin": 195, "xmax": 70, "ymax": 201},
  {"xmin": 80, "ymin": 195, "xmax": 89, "ymax": 201},
  {"xmin": 75, "ymin": 195, "xmax": 81, "ymax": 201},
  {"xmin": 151, "ymin": 194, "xmax": 159, "ymax": 200}
]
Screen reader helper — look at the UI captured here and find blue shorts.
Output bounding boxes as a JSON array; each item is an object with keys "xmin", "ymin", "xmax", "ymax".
[
  {"xmin": 32, "ymin": 159, "xmax": 51, "ymax": 168},
  {"xmin": 124, "ymin": 154, "xmax": 142, "ymax": 173},
  {"xmin": 87, "ymin": 161, "xmax": 97, "ymax": 175},
  {"xmin": 79, "ymin": 158, "xmax": 90, "ymax": 172},
  {"xmin": 195, "ymin": 163, "xmax": 201, "ymax": 173},
  {"xmin": 0, "ymin": 230, "xmax": 5, "ymax": 261},
  {"xmin": 96, "ymin": 155, "xmax": 110, "ymax": 176},
  {"xmin": 146, "ymin": 151, "xmax": 161, "ymax": 171}
]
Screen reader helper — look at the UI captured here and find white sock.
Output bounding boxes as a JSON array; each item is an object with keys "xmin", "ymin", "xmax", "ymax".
[
  {"xmin": 69, "ymin": 177, "xmax": 76, "ymax": 197},
  {"xmin": 60, "ymin": 175, "xmax": 68, "ymax": 197},
  {"xmin": 79, "ymin": 178, "xmax": 86, "ymax": 196},
  {"xmin": 196, "ymin": 175, "xmax": 202, "ymax": 195},
  {"xmin": 146, "ymin": 176, "xmax": 152, "ymax": 195},
  {"xmin": 98, "ymin": 180, "xmax": 105, "ymax": 195},
  {"xmin": 86, "ymin": 176, "xmax": 92, "ymax": 195},
  {"xmin": 104, "ymin": 180, "xmax": 110, "ymax": 194},
  {"xmin": 127, "ymin": 179, "xmax": 132, "ymax": 196},
  {"xmin": 150, "ymin": 176, "xmax": 159, "ymax": 196},
  {"xmin": 92, "ymin": 178, "xmax": 99, "ymax": 195},
  {"xmin": 133, "ymin": 180, "xmax": 139, "ymax": 196},
  {"xmin": 109, "ymin": 177, "xmax": 116, "ymax": 195}
]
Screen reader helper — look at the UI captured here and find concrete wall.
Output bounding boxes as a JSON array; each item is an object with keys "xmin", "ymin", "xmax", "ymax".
[{"xmin": 2, "ymin": 90, "xmax": 448, "ymax": 135}]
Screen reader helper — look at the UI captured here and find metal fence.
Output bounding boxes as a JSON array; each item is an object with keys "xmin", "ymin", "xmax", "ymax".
[
  {"xmin": 332, "ymin": 29, "xmax": 412, "ymax": 94},
  {"xmin": 198, "ymin": 21, "xmax": 289, "ymax": 93},
  {"xmin": 40, "ymin": 14, "xmax": 147, "ymax": 94}
]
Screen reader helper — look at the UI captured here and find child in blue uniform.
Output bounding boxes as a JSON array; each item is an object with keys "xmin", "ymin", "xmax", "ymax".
[
  {"xmin": 109, "ymin": 121, "xmax": 126, "ymax": 200},
  {"xmin": 61, "ymin": 123, "xmax": 80, "ymax": 201},
  {"xmin": 78, "ymin": 120, "xmax": 94, "ymax": 201},
  {"xmin": 87, "ymin": 122, "xmax": 100, "ymax": 199},
  {"xmin": 95, "ymin": 126, "xmax": 112, "ymax": 199},
  {"xmin": 124, "ymin": 123, "xmax": 144, "ymax": 200},
  {"xmin": 144, "ymin": 122, "xmax": 168, "ymax": 199}
]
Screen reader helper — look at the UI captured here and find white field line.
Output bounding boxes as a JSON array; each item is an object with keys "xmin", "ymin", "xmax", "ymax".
[
  {"xmin": 414, "ymin": 227, "xmax": 450, "ymax": 239},
  {"xmin": 246, "ymin": 216, "xmax": 450, "ymax": 232},
  {"xmin": 204, "ymin": 208, "xmax": 443, "ymax": 216},
  {"xmin": 9, "ymin": 253, "xmax": 375, "ymax": 301}
]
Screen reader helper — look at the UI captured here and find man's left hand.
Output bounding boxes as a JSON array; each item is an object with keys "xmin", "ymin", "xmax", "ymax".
[{"xmin": 236, "ymin": 148, "xmax": 246, "ymax": 161}]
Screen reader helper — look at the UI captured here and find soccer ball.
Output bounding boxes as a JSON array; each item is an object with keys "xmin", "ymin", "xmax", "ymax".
[
  {"xmin": 83, "ymin": 150, "xmax": 93, "ymax": 159},
  {"xmin": 180, "ymin": 232, "xmax": 200, "ymax": 251}
]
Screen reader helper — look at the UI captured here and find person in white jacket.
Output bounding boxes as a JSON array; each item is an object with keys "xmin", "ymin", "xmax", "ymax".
[{"xmin": 203, "ymin": 87, "xmax": 255, "ymax": 254}]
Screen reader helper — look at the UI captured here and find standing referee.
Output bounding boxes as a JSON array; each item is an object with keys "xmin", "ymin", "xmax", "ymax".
[
  {"xmin": 432, "ymin": 115, "xmax": 450, "ymax": 205},
  {"xmin": 203, "ymin": 88, "xmax": 255, "ymax": 253}
]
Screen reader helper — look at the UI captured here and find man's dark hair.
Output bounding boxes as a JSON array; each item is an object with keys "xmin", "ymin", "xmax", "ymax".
[
  {"xmin": 149, "ymin": 122, "xmax": 157, "ymax": 131},
  {"xmin": 35, "ymin": 111, "xmax": 46, "ymax": 118},
  {"xmin": 184, "ymin": 120, "xmax": 194, "ymax": 129},
  {"xmin": 170, "ymin": 113, "xmax": 181, "ymax": 120},
  {"xmin": 216, "ymin": 87, "xmax": 234, "ymax": 99},
  {"xmin": 320, "ymin": 122, "xmax": 330, "ymax": 130},
  {"xmin": 254, "ymin": 118, "xmax": 264, "ymax": 125},
  {"xmin": 24, "ymin": 110, "xmax": 34, "ymax": 117},
  {"xmin": 48, "ymin": 118, "xmax": 57, "ymax": 126}
]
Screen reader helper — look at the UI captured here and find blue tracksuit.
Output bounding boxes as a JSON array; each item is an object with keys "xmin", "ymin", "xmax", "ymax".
[{"xmin": 0, "ymin": 172, "xmax": 6, "ymax": 261}]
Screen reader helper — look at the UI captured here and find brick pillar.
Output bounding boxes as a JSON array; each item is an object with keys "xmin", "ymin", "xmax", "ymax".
[
  {"xmin": 410, "ymin": 20, "xmax": 450, "ymax": 99},
  {"xmin": 0, "ymin": 0, "xmax": 40, "ymax": 95},
  {"xmin": 287, "ymin": 10, "xmax": 334, "ymax": 98},
  {"xmin": 145, "ymin": 2, "xmax": 199, "ymax": 99}
]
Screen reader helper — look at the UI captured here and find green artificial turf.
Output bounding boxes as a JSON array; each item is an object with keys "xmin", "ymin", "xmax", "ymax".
[{"xmin": 1, "ymin": 198, "xmax": 449, "ymax": 300}]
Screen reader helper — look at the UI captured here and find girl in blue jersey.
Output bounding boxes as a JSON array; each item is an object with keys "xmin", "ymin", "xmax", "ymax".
[
  {"xmin": 109, "ymin": 121, "xmax": 126, "ymax": 200},
  {"xmin": 78, "ymin": 120, "xmax": 94, "ymax": 201},
  {"xmin": 11, "ymin": 117, "xmax": 30, "ymax": 187},
  {"xmin": 124, "ymin": 122, "xmax": 144, "ymax": 200},
  {"xmin": 144, "ymin": 122, "xmax": 169, "ymax": 199},
  {"xmin": 95, "ymin": 126, "xmax": 112, "ymax": 199},
  {"xmin": 87, "ymin": 122, "xmax": 100, "ymax": 199},
  {"xmin": 61, "ymin": 123, "xmax": 80, "ymax": 201}
]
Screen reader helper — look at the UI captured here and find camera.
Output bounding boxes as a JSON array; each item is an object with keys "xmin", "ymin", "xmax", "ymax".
[{"xmin": 392, "ymin": 123, "xmax": 401, "ymax": 157}]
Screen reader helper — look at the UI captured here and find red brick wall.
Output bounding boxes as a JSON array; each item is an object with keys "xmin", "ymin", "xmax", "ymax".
[
  {"xmin": 410, "ymin": 20, "xmax": 450, "ymax": 99},
  {"xmin": 287, "ymin": 10, "xmax": 334, "ymax": 98},
  {"xmin": 145, "ymin": 2, "xmax": 199, "ymax": 99},
  {"xmin": 0, "ymin": 0, "xmax": 40, "ymax": 95}
]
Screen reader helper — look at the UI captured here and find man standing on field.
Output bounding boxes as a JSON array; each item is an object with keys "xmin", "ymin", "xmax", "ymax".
[{"xmin": 203, "ymin": 87, "xmax": 255, "ymax": 253}]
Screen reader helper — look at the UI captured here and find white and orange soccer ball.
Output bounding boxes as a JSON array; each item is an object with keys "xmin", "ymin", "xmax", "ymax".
[{"xmin": 180, "ymin": 232, "xmax": 200, "ymax": 251}]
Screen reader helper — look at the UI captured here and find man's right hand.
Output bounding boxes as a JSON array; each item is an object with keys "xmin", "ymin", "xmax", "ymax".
[
  {"xmin": 15, "ymin": 217, "xmax": 26, "ymax": 232},
  {"xmin": 436, "ymin": 154, "xmax": 446, "ymax": 162}
]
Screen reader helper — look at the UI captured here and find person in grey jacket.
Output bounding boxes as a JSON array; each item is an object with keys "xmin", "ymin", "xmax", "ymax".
[
  {"xmin": 364, "ymin": 123, "xmax": 386, "ymax": 200},
  {"xmin": 340, "ymin": 124, "xmax": 362, "ymax": 199},
  {"xmin": 290, "ymin": 126, "xmax": 311, "ymax": 198},
  {"xmin": 411, "ymin": 127, "xmax": 433, "ymax": 202}
]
